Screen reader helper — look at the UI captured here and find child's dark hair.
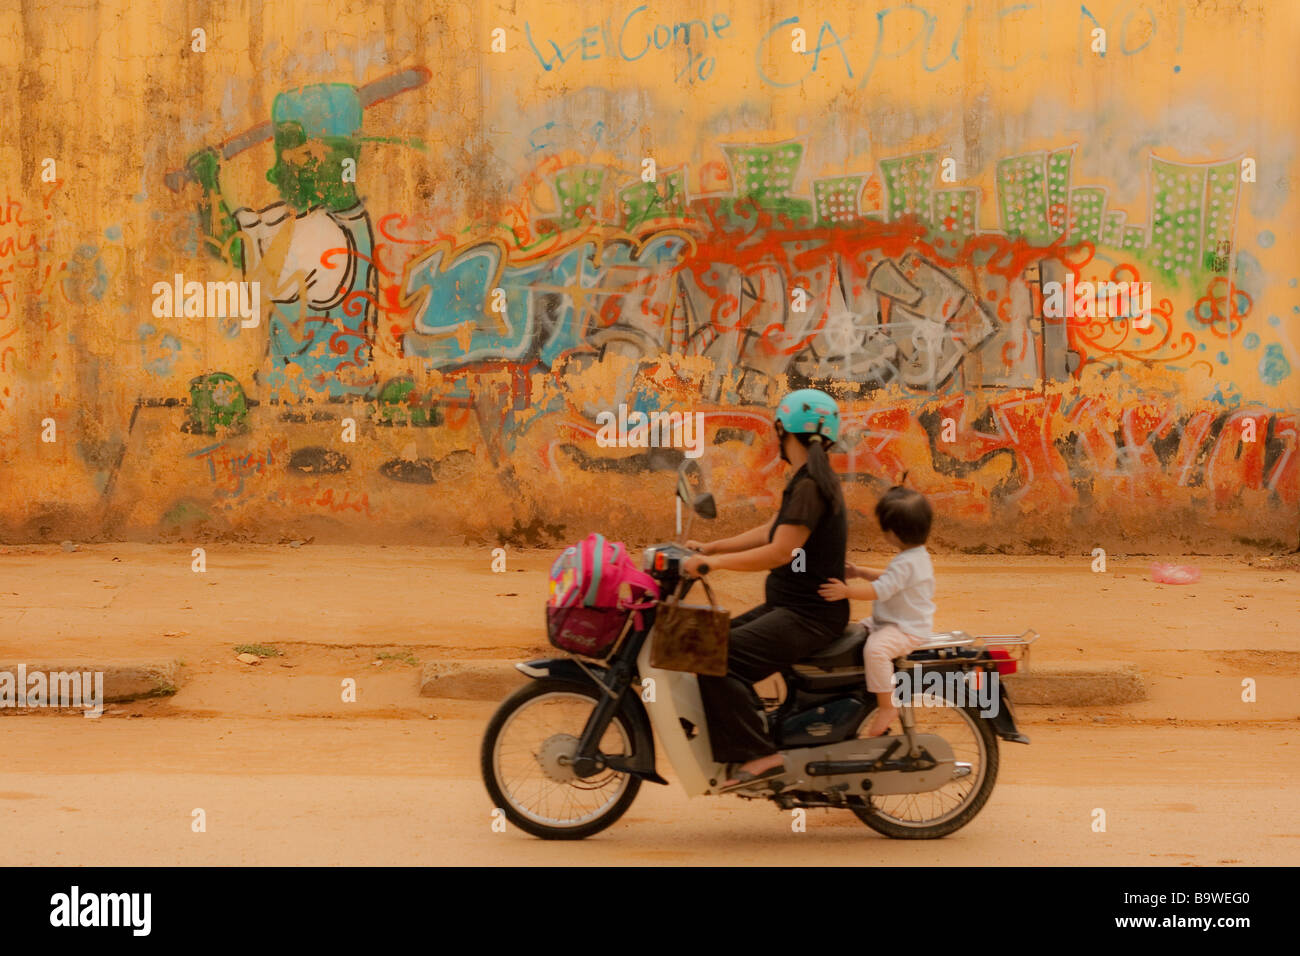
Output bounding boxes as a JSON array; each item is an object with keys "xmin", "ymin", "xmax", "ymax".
[
  {"xmin": 795, "ymin": 432, "xmax": 843, "ymax": 514},
  {"xmin": 874, "ymin": 485, "xmax": 931, "ymax": 546}
]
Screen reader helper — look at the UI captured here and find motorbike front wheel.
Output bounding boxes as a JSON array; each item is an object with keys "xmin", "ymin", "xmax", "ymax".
[{"xmin": 481, "ymin": 678, "xmax": 642, "ymax": 840}]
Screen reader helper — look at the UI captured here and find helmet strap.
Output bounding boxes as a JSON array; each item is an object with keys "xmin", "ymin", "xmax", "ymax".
[{"xmin": 774, "ymin": 421, "xmax": 790, "ymax": 464}]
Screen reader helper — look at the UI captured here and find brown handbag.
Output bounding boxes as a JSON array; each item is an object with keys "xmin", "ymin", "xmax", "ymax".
[{"xmin": 650, "ymin": 577, "xmax": 731, "ymax": 677}]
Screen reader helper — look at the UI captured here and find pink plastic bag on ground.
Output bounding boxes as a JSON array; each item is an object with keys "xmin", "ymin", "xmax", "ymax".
[{"xmin": 1151, "ymin": 563, "xmax": 1201, "ymax": 585}]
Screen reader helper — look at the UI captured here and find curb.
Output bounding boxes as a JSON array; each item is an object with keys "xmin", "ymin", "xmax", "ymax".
[
  {"xmin": 0, "ymin": 660, "xmax": 182, "ymax": 705},
  {"xmin": 0, "ymin": 657, "xmax": 1147, "ymax": 708},
  {"xmin": 1004, "ymin": 661, "xmax": 1147, "ymax": 705},
  {"xmin": 419, "ymin": 661, "xmax": 526, "ymax": 700},
  {"xmin": 418, "ymin": 659, "xmax": 1149, "ymax": 706}
]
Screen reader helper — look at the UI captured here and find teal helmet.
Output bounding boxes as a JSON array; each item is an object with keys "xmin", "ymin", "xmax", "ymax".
[{"xmin": 775, "ymin": 388, "xmax": 841, "ymax": 445}]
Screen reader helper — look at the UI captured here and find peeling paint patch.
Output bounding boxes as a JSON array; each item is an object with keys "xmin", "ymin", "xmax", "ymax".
[{"xmin": 1259, "ymin": 344, "xmax": 1291, "ymax": 386}]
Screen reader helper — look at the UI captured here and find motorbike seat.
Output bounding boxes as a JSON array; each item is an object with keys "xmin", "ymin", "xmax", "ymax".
[
  {"xmin": 795, "ymin": 626, "xmax": 980, "ymax": 672},
  {"xmin": 797, "ymin": 622, "xmax": 868, "ymax": 670}
]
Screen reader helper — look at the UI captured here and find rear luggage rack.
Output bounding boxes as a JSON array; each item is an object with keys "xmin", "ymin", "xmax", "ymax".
[
  {"xmin": 911, "ymin": 630, "xmax": 977, "ymax": 650},
  {"xmin": 898, "ymin": 628, "xmax": 1039, "ymax": 671},
  {"xmin": 976, "ymin": 629, "xmax": 1039, "ymax": 670}
]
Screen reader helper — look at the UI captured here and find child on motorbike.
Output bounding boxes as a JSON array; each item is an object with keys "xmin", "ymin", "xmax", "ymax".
[{"xmin": 818, "ymin": 485, "xmax": 934, "ymax": 737}]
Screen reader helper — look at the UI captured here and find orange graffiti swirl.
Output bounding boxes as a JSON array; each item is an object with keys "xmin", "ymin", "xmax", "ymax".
[
  {"xmin": 320, "ymin": 246, "xmax": 398, "ymax": 280},
  {"xmin": 341, "ymin": 289, "xmax": 379, "ymax": 318},
  {"xmin": 1194, "ymin": 277, "xmax": 1251, "ymax": 339},
  {"xmin": 378, "ymin": 213, "xmax": 440, "ymax": 246}
]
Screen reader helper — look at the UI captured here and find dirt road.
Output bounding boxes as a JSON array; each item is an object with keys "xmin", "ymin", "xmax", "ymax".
[
  {"xmin": 0, "ymin": 544, "xmax": 1296, "ymax": 864},
  {"xmin": 2, "ymin": 713, "xmax": 1296, "ymax": 865}
]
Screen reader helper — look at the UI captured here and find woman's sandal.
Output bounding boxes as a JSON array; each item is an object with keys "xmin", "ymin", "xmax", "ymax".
[{"xmin": 718, "ymin": 763, "xmax": 786, "ymax": 793}]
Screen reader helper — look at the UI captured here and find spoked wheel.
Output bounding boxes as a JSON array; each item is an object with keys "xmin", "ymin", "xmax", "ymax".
[
  {"xmin": 849, "ymin": 687, "xmax": 999, "ymax": 839},
  {"xmin": 481, "ymin": 678, "xmax": 641, "ymax": 840}
]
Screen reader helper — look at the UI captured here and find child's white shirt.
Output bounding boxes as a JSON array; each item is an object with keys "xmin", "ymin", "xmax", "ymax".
[{"xmin": 866, "ymin": 546, "xmax": 935, "ymax": 639}]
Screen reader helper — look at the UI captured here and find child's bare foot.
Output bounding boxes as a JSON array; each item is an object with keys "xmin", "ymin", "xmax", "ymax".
[{"xmin": 864, "ymin": 705, "xmax": 898, "ymax": 737}]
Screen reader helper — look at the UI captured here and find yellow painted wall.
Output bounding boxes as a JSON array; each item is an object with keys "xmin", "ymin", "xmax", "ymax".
[{"xmin": 0, "ymin": 0, "xmax": 1297, "ymax": 549}]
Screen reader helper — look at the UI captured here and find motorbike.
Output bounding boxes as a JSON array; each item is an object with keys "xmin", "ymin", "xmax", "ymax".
[{"xmin": 481, "ymin": 461, "xmax": 1036, "ymax": 840}]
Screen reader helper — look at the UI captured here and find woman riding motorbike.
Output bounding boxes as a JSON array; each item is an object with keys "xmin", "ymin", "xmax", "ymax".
[{"xmin": 682, "ymin": 388, "xmax": 848, "ymax": 790}]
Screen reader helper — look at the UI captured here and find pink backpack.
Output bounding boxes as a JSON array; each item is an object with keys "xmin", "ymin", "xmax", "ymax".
[
  {"xmin": 547, "ymin": 534, "xmax": 659, "ymax": 658},
  {"xmin": 548, "ymin": 533, "xmax": 659, "ymax": 609}
]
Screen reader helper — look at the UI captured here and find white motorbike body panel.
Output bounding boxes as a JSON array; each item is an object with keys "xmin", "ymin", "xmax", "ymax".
[
  {"xmin": 782, "ymin": 734, "xmax": 957, "ymax": 794},
  {"xmin": 636, "ymin": 633, "xmax": 729, "ymax": 796}
]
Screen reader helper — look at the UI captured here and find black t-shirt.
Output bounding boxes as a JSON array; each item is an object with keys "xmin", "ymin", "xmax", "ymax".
[{"xmin": 763, "ymin": 465, "xmax": 849, "ymax": 634}]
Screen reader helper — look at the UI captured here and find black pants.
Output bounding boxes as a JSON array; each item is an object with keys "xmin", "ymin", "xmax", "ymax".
[{"xmin": 697, "ymin": 604, "xmax": 840, "ymax": 764}]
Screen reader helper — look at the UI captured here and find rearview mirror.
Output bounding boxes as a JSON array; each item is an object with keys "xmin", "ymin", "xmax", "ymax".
[
  {"xmin": 676, "ymin": 459, "xmax": 707, "ymax": 507},
  {"xmin": 676, "ymin": 460, "xmax": 716, "ymax": 538}
]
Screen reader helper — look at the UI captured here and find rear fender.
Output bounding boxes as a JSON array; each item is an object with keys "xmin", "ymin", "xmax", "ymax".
[
  {"xmin": 514, "ymin": 659, "xmax": 668, "ymax": 783},
  {"xmin": 899, "ymin": 659, "xmax": 1030, "ymax": 745},
  {"xmin": 989, "ymin": 678, "xmax": 1030, "ymax": 744}
]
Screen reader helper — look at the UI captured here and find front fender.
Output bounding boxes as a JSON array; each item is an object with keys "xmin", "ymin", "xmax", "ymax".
[{"xmin": 515, "ymin": 658, "xmax": 668, "ymax": 784}]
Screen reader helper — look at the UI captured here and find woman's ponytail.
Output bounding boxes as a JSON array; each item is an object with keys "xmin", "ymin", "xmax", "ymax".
[{"xmin": 801, "ymin": 434, "xmax": 844, "ymax": 514}]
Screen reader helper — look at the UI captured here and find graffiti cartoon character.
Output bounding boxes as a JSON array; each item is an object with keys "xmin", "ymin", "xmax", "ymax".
[{"xmin": 188, "ymin": 83, "xmax": 377, "ymax": 404}]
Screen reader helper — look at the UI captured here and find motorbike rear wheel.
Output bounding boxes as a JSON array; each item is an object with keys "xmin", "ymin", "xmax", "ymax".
[
  {"xmin": 481, "ymin": 678, "xmax": 642, "ymax": 840},
  {"xmin": 849, "ymin": 689, "xmax": 1000, "ymax": 839}
]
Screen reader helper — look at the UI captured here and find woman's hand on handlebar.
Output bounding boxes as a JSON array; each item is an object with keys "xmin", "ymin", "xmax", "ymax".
[
  {"xmin": 684, "ymin": 540, "xmax": 712, "ymax": 555},
  {"xmin": 681, "ymin": 554, "xmax": 710, "ymax": 578}
]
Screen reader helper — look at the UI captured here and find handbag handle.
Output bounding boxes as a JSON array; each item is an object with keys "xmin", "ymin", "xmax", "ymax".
[
  {"xmin": 697, "ymin": 575, "xmax": 719, "ymax": 608},
  {"xmin": 668, "ymin": 574, "xmax": 719, "ymax": 609}
]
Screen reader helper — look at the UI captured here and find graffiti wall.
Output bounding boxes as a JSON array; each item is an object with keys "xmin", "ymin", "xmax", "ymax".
[{"xmin": 1, "ymin": 0, "xmax": 1297, "ymax": 549}]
